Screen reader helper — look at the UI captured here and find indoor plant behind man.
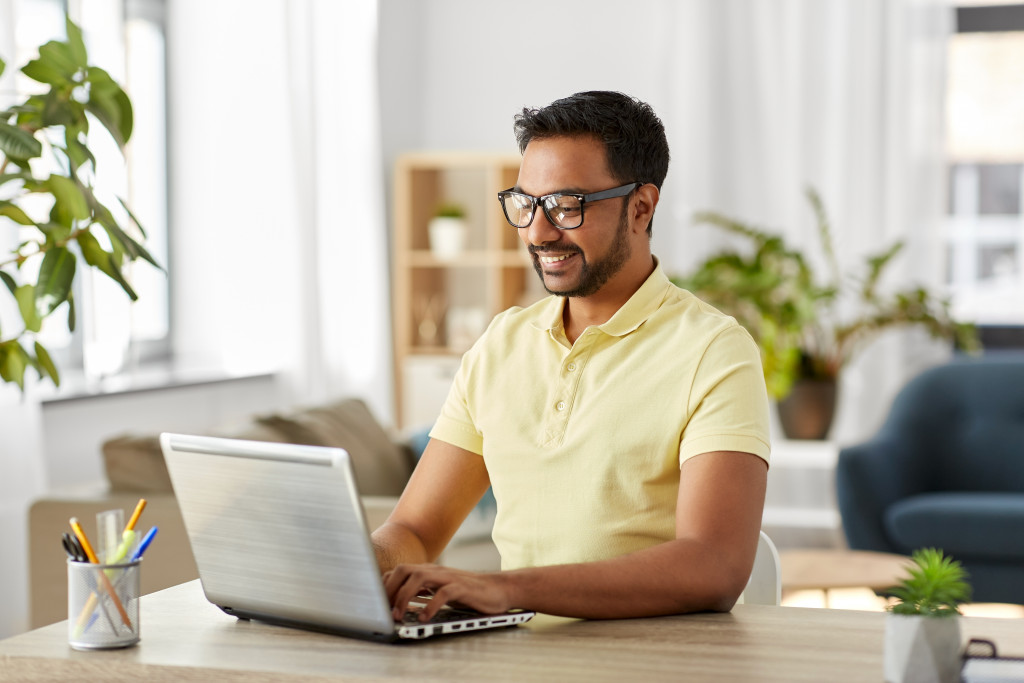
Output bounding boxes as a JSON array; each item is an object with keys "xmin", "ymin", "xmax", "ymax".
[{"xmin": 374, "ymin": 92, "xmax": 771, "ymax": 621}]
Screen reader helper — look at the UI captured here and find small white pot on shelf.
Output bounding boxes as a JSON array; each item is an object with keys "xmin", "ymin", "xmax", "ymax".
[
  {"xmin": 428, "ymin": 217, "xmax": 467, "ymax": 262},
  {"xmin": 884, "ymin": 613, "xmax": 962, "ymax": 683}
]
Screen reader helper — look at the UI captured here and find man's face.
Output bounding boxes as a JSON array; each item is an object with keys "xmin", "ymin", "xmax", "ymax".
[{"xmin": 516, "ymin": 136, "xmax": 635, "ymax": 298}]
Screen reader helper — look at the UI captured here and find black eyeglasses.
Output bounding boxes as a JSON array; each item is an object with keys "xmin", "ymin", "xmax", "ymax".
[{"xmin": 497, "ymin": 182, "xmax": 641, "ymax": 230}]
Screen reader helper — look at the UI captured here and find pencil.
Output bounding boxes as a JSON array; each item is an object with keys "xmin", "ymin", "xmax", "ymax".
[
  {"xmin": 69, "ymin": 518, "xmax": 133, "ymax": 630},
  {"xmin": 124, "ymin": 499, "xmax": 147, "ymax": 532}
]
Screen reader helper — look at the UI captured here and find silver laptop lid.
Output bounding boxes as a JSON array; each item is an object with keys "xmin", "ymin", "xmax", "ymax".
[{"xmin": 160, "ymin": 433, "xmax": 395, "ymax": 635}]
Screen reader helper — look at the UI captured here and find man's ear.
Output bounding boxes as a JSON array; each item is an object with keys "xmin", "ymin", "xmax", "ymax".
[{"xmin": 631, "ymin": 183, "xmax": 660, "ymax": 234}]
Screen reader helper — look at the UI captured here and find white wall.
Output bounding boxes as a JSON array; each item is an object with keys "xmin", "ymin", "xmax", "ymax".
[{"xmin": 378, "ymin": 0, "xmax": 690, "ymax": 271}]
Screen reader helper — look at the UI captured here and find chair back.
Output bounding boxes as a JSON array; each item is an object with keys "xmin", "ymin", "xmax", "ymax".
[
  {"xmin": 737, "ymin": 531, "xmax": 781, "ymax": 606},
  {"xmin": 885, "ymin": 358, "xmax": 1024, "ymax": 492}
]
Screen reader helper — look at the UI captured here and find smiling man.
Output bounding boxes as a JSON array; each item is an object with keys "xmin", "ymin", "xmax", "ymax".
[{"xmin": 373, "ymin": 91, "xmax": 771, "ymax": 621}]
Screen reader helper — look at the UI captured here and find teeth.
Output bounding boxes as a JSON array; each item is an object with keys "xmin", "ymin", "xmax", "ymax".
[{"xmin": 539, "ymin": 254, "xmax": 571, "ymax": 264}]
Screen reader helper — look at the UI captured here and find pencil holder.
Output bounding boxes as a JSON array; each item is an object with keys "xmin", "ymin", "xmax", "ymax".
[{"xmin": 67, "ymin": 558, "xmax": 141, "ymax": 650}]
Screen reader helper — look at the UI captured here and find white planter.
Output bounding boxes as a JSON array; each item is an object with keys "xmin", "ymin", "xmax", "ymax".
[
  {"xmin": 428, "ymin": 217, "xmax": 467, "ymax": 261},
  {"xmin": 884, "ymin": 613, "xmax": 962, "ymax": 683}
]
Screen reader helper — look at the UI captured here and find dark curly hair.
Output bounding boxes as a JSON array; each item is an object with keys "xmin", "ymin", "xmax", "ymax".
[{"xmin": 513, "ymin": 91, "xmax": 670, "ymax": 235}]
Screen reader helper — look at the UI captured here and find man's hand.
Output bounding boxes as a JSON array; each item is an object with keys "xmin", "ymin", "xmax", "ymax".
[{"xmin": 383, "ymin": 564, "xmax": 514, "ymax": 622}]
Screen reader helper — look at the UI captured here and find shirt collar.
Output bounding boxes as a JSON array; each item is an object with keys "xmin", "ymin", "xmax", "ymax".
[{"xmin": 531, "ymin": 258, "xmax": 673, "ymax": 340}]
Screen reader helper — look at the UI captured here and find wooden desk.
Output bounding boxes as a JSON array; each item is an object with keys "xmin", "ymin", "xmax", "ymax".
[{"xmin": 2, "ymin": 580, "xmax": 1023, "ymax": 682}]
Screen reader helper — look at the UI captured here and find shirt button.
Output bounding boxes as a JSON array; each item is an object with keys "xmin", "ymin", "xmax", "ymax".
[
  {"xmin": 555, "ymin": 401, "xmax": 566, "ymax": 411},
  {"xmin": 566, "ymin": 362, "xmax": 577, "ymax": 372}
]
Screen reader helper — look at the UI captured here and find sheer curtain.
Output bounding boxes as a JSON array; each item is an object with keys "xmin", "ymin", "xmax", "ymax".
[
  {"xmin": 167, "ymin": 0, "xmax": 392, "ymax": 421},
  {"xmin": 659, "ymin": 0, "xmax": 953, "ymax": 444}
]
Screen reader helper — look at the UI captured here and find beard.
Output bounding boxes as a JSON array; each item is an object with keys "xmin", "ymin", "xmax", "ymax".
[{"xmin": 530, "ymin": 204, "xmax": 632, "ymax": 298}]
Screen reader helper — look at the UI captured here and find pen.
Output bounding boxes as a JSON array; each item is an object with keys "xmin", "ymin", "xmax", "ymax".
[
  {"xmin": 70, "ymin": 518, "xmax": 133, "ymax": 630},
  {"xmin": 129, "ymin": 527, "xmax": 158, "ymax": 562}
]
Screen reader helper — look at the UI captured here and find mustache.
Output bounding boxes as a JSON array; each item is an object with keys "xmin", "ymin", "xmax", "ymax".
[{"xmin": 528, "ymin": 244, "xmax": 582, "ymax": 257}]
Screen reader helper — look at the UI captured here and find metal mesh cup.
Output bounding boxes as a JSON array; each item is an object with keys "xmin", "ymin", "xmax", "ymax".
[{"xmin": 67, "ymin": 558, "xmax": 141, "ymax": 650}]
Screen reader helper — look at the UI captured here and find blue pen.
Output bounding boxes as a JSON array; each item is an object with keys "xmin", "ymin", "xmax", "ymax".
[{"xmin": 129, "ymin": 526, "xmax": 158, "ymax": 562}]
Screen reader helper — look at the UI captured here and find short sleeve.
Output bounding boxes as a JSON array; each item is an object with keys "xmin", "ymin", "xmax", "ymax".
[{"xmin": 679, "ymin": 325, "xmax": 771, "ymax": 466}]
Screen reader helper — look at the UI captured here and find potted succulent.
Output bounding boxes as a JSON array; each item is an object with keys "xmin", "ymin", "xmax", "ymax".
[
  {"xmin": 884, "ymin": 548, "xmax": 971, "ymax": 683},
  {"xmin": 0, "ymin": 17, "xmax": 159, "ymax": 392},
  {"xmin": 672, "ymin": 187, "xmax": 979, "ymax": 439},
  {"xmin": 428, "ymin": 201, "xmax": 467, "ymax": 262}
]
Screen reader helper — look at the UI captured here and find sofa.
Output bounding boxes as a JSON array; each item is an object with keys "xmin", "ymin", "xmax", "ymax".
[
  {"xmin": 835, "ymin": 358, "xmax": 1024, "ymax": 605},
  {"xmin": 28, "ymin": 397, "xmax": 499, "ymax": 628}
]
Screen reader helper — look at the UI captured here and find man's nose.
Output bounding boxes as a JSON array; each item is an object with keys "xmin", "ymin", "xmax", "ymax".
[{"xmin": 523, "ymin": 208, "xmax": 563, "ymax": 245}]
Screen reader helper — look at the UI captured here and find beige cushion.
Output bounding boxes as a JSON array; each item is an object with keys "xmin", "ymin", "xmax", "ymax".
[
  {"xmin": 102, "ymin": 398, "xmax": 411, "ymax": 496},
  {"xmin": 254, "ymin": 398, "xmax": 414, "ymax": 497},
  {"xmin": 102, "ymin": 422, "xmax": 287, "ymax": 492},
  {"xmin": 102, "ymin": 435, "xmax": 173, "ymax": 492}
]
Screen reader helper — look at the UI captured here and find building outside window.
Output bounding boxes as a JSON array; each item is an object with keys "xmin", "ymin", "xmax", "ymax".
[{"xmin": 946, "ymin": 2, "xmax": 1024, "ymax": 340}]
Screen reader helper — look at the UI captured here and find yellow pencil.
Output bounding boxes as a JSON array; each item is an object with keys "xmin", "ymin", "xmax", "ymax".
[
  {"xmin": 125, "ymin": 498, "xmax": 147, "ymax": 532},
  {"xmin": 70, "ymin": 518, "xmax": 133, "ymax": 630}
]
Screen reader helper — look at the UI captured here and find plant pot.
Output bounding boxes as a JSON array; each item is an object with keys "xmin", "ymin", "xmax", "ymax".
[
  {"xmin": 883, "ymin": 613, "xmax": 962, "ymax": 683},
  {"xmin": 428, "ymin": 217, "xmax": 467, "ymax": 262},
  {"xmin": 776, "ymin": 378, "xmax": 837, "ymax": 440}
]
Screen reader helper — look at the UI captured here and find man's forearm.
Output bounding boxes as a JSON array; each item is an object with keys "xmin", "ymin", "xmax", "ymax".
[
  {"xmin": 371, "ymin": 521, "xmax": 432, "ymax": 573},
  {"xmin": 501, "ymin": 538, "xmax": 746, "ymax": 618}
]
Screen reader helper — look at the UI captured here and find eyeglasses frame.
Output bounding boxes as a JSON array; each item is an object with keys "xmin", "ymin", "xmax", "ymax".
[{"xmin": 496, "ymin": 182, "xmax": 642, "ymax": 230}]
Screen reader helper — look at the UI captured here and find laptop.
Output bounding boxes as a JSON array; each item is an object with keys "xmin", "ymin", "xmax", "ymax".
[{"xmin": 159, "ymin": 433, "xmax": 534, "ymax": 643}]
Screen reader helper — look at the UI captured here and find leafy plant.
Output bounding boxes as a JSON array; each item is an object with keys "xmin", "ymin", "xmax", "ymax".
[
  {"xmin": 434, "ymin": 202, "xmax": 466, "ymax": 219},
  {"xmin": 0, "ymin": 17, "xmax": 160, "ymax": 391},
  {"xmin": 888, "ymin": 548, "xmax": 971, "ymax": 617},
  {"xmin": 672, "ymin": 187, "xmax": 979, "ymax": 399}
]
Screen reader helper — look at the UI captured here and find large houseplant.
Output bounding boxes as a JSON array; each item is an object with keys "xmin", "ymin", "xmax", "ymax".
[
  {"xmin": 0, "ymin": 17, "xmax": 159, "ymax": 391},
  {"xmin": 673, "ymin": 187, "xmax": 978, "ymax": 438},
  {"xmin": 884, "ymin": 548, "xmax": 971, "ymax": 683}
]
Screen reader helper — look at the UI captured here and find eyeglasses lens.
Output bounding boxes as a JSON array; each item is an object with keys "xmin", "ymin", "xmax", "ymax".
[
  {"xmin": 543, "ymin": 195, "xmax": 583, "ymax": 228},
  {"xmin": 503, "ymin": 193, "xmax": 535, "ymax": 228}
]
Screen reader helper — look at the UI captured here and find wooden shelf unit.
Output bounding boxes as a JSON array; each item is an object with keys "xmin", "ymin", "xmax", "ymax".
[{"xmin": 391, "ymin": 151, "xmax": 540, "ymax": 428}]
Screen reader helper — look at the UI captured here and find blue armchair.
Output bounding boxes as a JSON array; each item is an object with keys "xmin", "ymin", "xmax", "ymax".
[{"xmin": 835, "ymin": 358, "xmax": 1024, "ymax": 604}]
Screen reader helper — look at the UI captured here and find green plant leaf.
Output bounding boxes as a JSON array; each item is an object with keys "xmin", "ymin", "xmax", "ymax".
[
  {"xmin": 38, "ymin": 39, "xmax": 81, "ymax": 80},
  {"xmin": 0, "ymin": 56, "xmax": 5, "ymax": 79},
  {"xmin": 40, "ymin": 88, "xmax": 77, "ymax": 128},
  {"xmin": 67, "ymin": 292, "xmax": 76, "ymax": 331},
  {"xmin": 64, "ymin": 128, "xmax": 95, "ymax": 172},
  {"xmin": 75, "ymin": 229, "xmax": 139, "ymax": 300},
  {"xmin": 35, "ymin": 246, "xmax": 76, "ymax": 319},
  {"xmin": 0, "ymin": 121, "xmax": 43, "ymax": 160},
  {"xmin": 117, "ymin": 196, "xmax": 149, "ymax": 240},
  {"xmin": 0, "ymin": 270, "xmax": 17, "ymax": 295},
  {"xmin": 96, "ymin": 211, "xmax": 161, "ymax": 269},
  {"xmin": 15, "ymin": 284, "xmax": 42, "ymax": 333},
  {"xmin": 84, "ymin": 67, "xmax": 133, "ymax": 147},
  {"xmin": 0, "ymin": 202, "xmax": 35, "ymax": 226},
  {"xmin": 0, "ymin": 341, "xmax": 29, "ymax": 390},
  {"xmin": 46, "ymin": 175, "xmax": 91, "ymax": 225},
  {"xmin": 65, "ymin": 17, "xmax": 88, "ymax": 68},
  {"xmin": 34, "ymin": 340, "xmax": 60, "ymax": 386},
  {"xmin": 20, "ymin": 49, "xmax": 70, "ymax": 87}
]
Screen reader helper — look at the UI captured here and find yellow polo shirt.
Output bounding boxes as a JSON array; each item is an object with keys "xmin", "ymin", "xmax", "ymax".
[{"xmin": 430, "ymin": 263, "xmax": 771, "ymax": 570}]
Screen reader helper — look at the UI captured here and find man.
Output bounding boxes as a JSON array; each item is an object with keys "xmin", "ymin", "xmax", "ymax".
[{"xmin": 374, "ymin": 91, "xmax": 770, "ymax": 621}]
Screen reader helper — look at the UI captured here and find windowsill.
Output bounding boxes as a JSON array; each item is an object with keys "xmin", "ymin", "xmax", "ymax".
[{"xmin": 36, "ymin": 359, "xmax": 279, "ymax": 405}]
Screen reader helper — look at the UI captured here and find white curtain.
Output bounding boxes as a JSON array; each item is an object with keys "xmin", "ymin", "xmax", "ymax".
[
  {"xmin": 658, "ymin": 0, "xmax": 954, "ymax": 444},
  {"xmin": 167, "ymin": 0, "xmax": 392, "ymax": 422}
]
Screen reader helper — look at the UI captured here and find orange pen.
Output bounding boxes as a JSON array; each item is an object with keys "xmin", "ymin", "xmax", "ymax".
[{"xmin": 69, "ymin": 517, "xmax": 133, "ymax": 629}]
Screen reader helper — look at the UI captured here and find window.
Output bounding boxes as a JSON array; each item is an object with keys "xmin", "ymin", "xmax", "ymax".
[
  {"xmin": 7, "ymin": 0, "xmax": 169, "ymax": 383},
  {"xmin": 945, "ymin": 2, "xmax": 1024, "ymax": 336}
]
